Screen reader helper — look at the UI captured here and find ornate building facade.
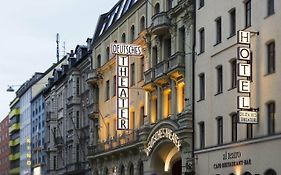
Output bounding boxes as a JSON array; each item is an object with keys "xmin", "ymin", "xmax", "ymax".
[
  {"xmin": 87, "ymin": 0, "xmax": 194, "ymax": 174},
  {"xmin": 44, "ymin": 44, "xmax": 93, "ymax": 175}
]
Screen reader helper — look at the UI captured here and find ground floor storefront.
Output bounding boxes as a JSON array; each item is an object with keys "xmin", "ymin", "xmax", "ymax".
[{"xmin": 194, "ymin": 134, "xmax": 281, "ymax": 175}]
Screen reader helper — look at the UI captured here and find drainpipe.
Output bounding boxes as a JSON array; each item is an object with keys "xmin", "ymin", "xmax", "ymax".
[{"xmin": 191, "ymin": 0, "xmax": 196, "ymax": 174}]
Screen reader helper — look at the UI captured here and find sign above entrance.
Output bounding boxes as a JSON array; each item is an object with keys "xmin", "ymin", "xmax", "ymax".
[
  {"xmin": 110, "ymin": 43, "xmax": 143, "ymax": 56},
  {"xmin": 145, "ymin": 128, "xmax": 181, "ymax": 156}
]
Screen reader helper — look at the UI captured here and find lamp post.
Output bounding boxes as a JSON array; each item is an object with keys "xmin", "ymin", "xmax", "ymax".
[{"xmin": 6, "ymin": 85, "xmax": 21, "ymax": 92}]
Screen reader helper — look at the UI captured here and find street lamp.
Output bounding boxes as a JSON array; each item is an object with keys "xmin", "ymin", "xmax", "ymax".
[{"xmin": 6, "ymin": 85, "xmax": 21, "ymax": 92}]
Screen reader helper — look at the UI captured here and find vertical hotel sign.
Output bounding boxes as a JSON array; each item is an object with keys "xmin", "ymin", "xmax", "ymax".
[
  {"xmin": 111, "ymin": 43, "xmax": 143, "ymax": 130},
  {"xmin": 237, "ymin": 31, "xmax": 258, "ymax": 124}
]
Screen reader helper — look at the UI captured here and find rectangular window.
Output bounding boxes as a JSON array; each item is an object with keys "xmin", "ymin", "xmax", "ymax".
[
  {"xmin": 179, "ymin": 27, "xmax": 185, "ymax": 52},
  {"xmin": 105, "ymin": 80, "xmax": 110, "ymax": 101},
  {"xmin": 199, "ymin": 28, "xmax": 205, "ymax": 53},
  {"xmin": 53, "ymin": 156, "xmax": 57, "ymax": 170},
  {"xmin": 267, "ymin": 102, "xmax": 275, "ymax": 135},
  {"xmin": 246, "ymin": 124, "xmax": 253, "ymax": 139},
  {"xmin": 130, "ymin": 111, "xmax": 135, "ymax": 129},
  {"xmin": 245, "ymin": 0, "xmax": 251, "ymax": 27},
  {"xmin": 217, "ymin": 66, "xmax": 223, "ymax": 94},
  {"xmin": 76, "ymin": 77, "xmax": 80, "ymax": 96},
  {"xmin": 267, "ymin": 0, "xmax": 274, "ymax": 16},
  {"xmin": 140, "ymin": 57, "xmax": 144, "ymax": 81},
  {"xmin": 76, "ymin": 144, "xmax": 80, "ymax": 162},
  {"xmin": 107, "ymin": 123, "xmax": 110, "ymax": 139},
  {"xmin": 199, "ymin": 0, "xmax": 204, "ymax": 8},
  {"xmin": 140, "ymin": 106, "xmax": 145, "ymax": 126},
  {"xmin": 215, "ymin": 17, "xmax": 222, "ymax": 44},
  {"xmin": 76, "ymin": 111, "xmax": 80, "ymax": 129},
  {"xmin": 217, "ymin": 117, "xmax": 223, "ymax": 145},
  {"xmin": 231, "ymin": 114, "xmax": 237, "ymax": 142},
  {"xmin": 152, "ymin": 46, "xmax": 158, "ymax": 65},
  {"xmin": 199, "ymin": 73, "xmax": 205, "ymax": 100},
  {"xmin": 113, "ymin": 75, "xmax": 116, "ymax": 97},
  {"xmin": 131, "ymin": 63, "xmax": 135, "ymax": 86},
  {"xmin": 231, "ymin": 59, "xmax": 237, "ymax": 88},
  {"xmin": 229, "ymin": 8, "xmax": 236, "ymax": 37},
  {"xmin": 267, "ymin": 41, "xmax": 275, "ymax": 74},
  {"xmin": 199, "ymin": 122, "xmax": 205, "ymax": 149}
]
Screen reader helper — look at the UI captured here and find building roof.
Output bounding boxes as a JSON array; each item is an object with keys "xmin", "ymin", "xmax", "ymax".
[{"xmin": 92, "ymin": 0, "xmax": 140, "ymax": 41}]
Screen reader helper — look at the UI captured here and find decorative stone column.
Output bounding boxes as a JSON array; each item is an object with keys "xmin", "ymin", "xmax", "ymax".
[
  {"xmin": 157, "ymin": 86, "xmax": 162, "ymax": 121},
  {"xmin": 171, "ymin": 79, "xmax": 178, "ymax": 115}
]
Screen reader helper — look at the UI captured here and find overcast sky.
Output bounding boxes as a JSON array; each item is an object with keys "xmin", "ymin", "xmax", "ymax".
[{"xmin": 0, "ymin": 0, "xmax": 118, "ymax": 121}]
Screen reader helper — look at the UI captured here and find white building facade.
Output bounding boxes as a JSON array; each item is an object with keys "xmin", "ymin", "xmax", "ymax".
[{"xmin": 194, "ymin": 0, "xmax": 281, "ymax": 174}]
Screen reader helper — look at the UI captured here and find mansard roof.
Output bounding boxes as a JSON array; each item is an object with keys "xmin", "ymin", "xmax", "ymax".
[{"xmin": 93, "ymin": 0, "xmax": 140, "ymax": 41}]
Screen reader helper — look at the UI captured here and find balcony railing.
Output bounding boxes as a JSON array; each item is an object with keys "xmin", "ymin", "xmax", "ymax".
[
  {"xmin": 155, "ymin": 60, "xmax": 168, "ymax": 78},
  {"xmin": 144, "ymin": 68, "xmax": 155, "ymax": 84},
  {"xmin": 168, "ymin": 52, "xmax": 185, "ymax": 70},
  {"xmin": 88, "ymin": 130, "xmax": 140, "ymax": 155},
  {"xmin": 86, "ymin": 69, "xmax": 102, "ymax": 85},
  {"xmin": 151, "ymin": 12, "xmax": 171, "ymax": 35}
]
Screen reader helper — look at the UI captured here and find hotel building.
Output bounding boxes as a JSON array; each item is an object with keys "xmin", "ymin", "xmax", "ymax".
[{"xmin": 194, "ymin": 0, "xmax": 281, "ymax": 174}]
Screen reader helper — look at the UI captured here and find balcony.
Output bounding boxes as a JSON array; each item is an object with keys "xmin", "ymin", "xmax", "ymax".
[
  {"xmin": 86, "ymin": 69, "xmax": 103, "ymax": 85},
  {"xmin": 66, "ymin": 96, "xmax": 81, "ymax": 107},
  {"xmin": 9, "ymin": 108, "xmax": 20, "ymax": 119},
  {"xmin": 88, "ymin": 130, "xmax": 140, "ymax": 156},
  {"xmin": 9, "ymin": 152, "xmax": 20, "ymax": 161},
  {"xmin": 79, "ymin": 126, "xmax": 89, "ymax": 140},
  {"xmin": 167, "ymin": 52, "xmax": 185, "ymax": 81},
  {"xmin": 55, "ymin": 136, "xmax": 64, "ymax": 147},
  {"xmin": 46, "ymin": 111, "xmax": 55, "ymax": 121},
  {"xmin": 9, "ymin": 123, "xmax": 20, "ymax": 133},
  {"xmin": 9, "ymin": 138, "xmax": 20, "ymax": 147},
  {"xmin": 151, "ymin": 12, "xmax": 171, "ymax": 35},
  {"xmin": 143, "ymin": 68, "xmax": 156, "ymax": 91},
  {"xmin": 154, "ymin": 61, "xmax": 169, "ymax": 86},
  {"xmin": 88, "ymin": 103, "xmax": 99, "ymax": 120},
  {"xmin": 9, "ymin": 167, "xmax": 20, "ymax": 175}
]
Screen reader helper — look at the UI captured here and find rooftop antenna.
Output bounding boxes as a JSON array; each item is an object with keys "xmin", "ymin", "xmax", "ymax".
[{"xmin": 56, "ymin": 33, "xmax": 60, "ymax": 62}]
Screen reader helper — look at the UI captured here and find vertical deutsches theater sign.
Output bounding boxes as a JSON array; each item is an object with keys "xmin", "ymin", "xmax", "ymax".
[
  {"xmin": 111, "ymin": 43, "xmax": 143, "ymax": 130},
  {"xmin": 237, "ymin": 31, "xmax": 258, "ymax": 124}
]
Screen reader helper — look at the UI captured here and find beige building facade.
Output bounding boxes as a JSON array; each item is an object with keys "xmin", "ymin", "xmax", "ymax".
[
  {"xmin": 87, "ymin": 0, "xmax": 194, "ymax": 174},
  {"xmin": 194, "ymin": 0, "xmax": 281, "ymax": 174}
]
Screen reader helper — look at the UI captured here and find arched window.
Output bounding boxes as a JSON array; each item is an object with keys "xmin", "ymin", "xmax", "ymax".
[
  {"xmin": 122, "ymin": 33, "xmax": 126, "ymax": 43},
  {"xmin": 130, "ymin": 25, "xmax": 135, "ymax": 43},
  {"xmin": 140, "ymin": 16, "xmax": 145, "ymax": 32},
  {"xmin": 106, "ymin": 47, "xmax": 110, "ymax": 61},
  {"xmin": 120, "ymin": 165, "xmax": 125, "ymax": 175},
  {"xmin": 264, "ymin": 169, "xmax": 277, "ymax": 175},
  {"xmin": 129, "ymin": 163, "xmax": 134, "ymax": 175},
  {"xmin": 139, "ymin": 161, "xmax": 144, "ymax": 175},
  {"xmin": 154, "ymin": 3, "xmax": 160, "ymax": 15}
]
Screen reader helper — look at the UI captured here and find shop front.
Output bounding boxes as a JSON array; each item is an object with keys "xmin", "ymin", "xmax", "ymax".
[{"xmin": 195, "ymin": 136, "xmax": 281, "ymax": 175}]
